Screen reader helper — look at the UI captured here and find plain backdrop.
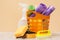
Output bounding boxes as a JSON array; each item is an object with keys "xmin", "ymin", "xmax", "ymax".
[{"xmin": 0, "ymin": 0, "xmax": 60, "ymax": 33}]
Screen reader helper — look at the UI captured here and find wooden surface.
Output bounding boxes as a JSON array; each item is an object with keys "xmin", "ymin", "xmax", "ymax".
[{"xmin": 0, "ymin": 32, "xmax": 60, "ymax": 40}]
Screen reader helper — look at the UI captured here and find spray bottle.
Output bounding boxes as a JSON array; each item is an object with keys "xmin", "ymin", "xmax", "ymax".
[{"xmin": 15, "ymin": 3, "xmax": 28, "ymax": 37}]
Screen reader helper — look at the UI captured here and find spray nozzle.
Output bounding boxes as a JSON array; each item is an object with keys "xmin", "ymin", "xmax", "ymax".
[{"xmin": 19, "ymin": 3, "xmax": 28, "ymax": 8}]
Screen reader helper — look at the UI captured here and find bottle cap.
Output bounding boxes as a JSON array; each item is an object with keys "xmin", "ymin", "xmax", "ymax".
[{"xmin": 28, "ymin": 5, "xmax": 35, "ymax": 10}]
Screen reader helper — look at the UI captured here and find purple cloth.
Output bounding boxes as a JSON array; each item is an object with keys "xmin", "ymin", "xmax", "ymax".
[
  {"xmin": 36, "ymin": 3, "xmax": 47, "ymax": 13},
  {"xmin": 42, "ymin": 6, "xmax": 55, "ymax": 16},
  {"xmin": 30, "ymin": 13, "xmax": 35, "ymax": 17}
]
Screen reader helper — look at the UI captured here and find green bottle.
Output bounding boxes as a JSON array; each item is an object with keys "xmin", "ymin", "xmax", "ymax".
[
  {"xmin": 27, "ymin": 5, "xmax": 35, "ymax": 17},
  {"xmin": 28, "ymin": 5, "xmax": 35, "ymax": 11}
]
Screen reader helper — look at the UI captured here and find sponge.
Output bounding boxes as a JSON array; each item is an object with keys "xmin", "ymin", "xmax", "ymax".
[{"xmin": 14, "ymin": 26, "xmax": 28, "ymax": 37}]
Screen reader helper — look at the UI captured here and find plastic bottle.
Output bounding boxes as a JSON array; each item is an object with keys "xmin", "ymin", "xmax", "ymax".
[
  {"xmin": 27, "ymin": 5, "xmax": 35, "ymax": 17},
  {"xmin": 18, "ymin": 3, "xmax": 28, "ymax": 28},
  {"xmin": 14, "ymin": 3, "xmax": 28, "ymax": 37}
]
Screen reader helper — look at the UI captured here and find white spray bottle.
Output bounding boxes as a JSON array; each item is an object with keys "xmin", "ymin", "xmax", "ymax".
[
  {"xmin": 14, "ymin": 3, "xmax": 28, "ymax": 37},
  {"xmin": 18, "ymin": 3, "xmax": 28, "ymax": 28}
]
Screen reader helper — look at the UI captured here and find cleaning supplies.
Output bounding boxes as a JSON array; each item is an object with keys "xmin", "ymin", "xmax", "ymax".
[
  {"xmin": 27, "ymin": 5, "xmax": 35, "ymax": 17},
  {"xmin": 28, "ymin": 5, "xmax": 35, "ymax": 11},
  {"xmin": 15, "ymin": 3, "xmax": 55, "ymax": 38},
  {"xmin": 18, "ymin": 3, "xmax": 28, "ymax": 28},
  {"xmin": 42, "ymin": 6, "xmax": 55, "ymax": 16},
  {"xmin": 15, "ymin": 3, "xmax": 28, "ymax": 37},
  {"xmin": 35, "ymin": 3, "xmax": 55, "ymax": 16},
  {"xmin": 36, "ymin": 3, "xmax": 47, "ymax": 13},
  {"xmin": 15, "ymin": 26, "xmax": 28, "ymax": 37},
  {"xmin": 26, "ymin": 3, "xmax": 54, "ymax": 37}
]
